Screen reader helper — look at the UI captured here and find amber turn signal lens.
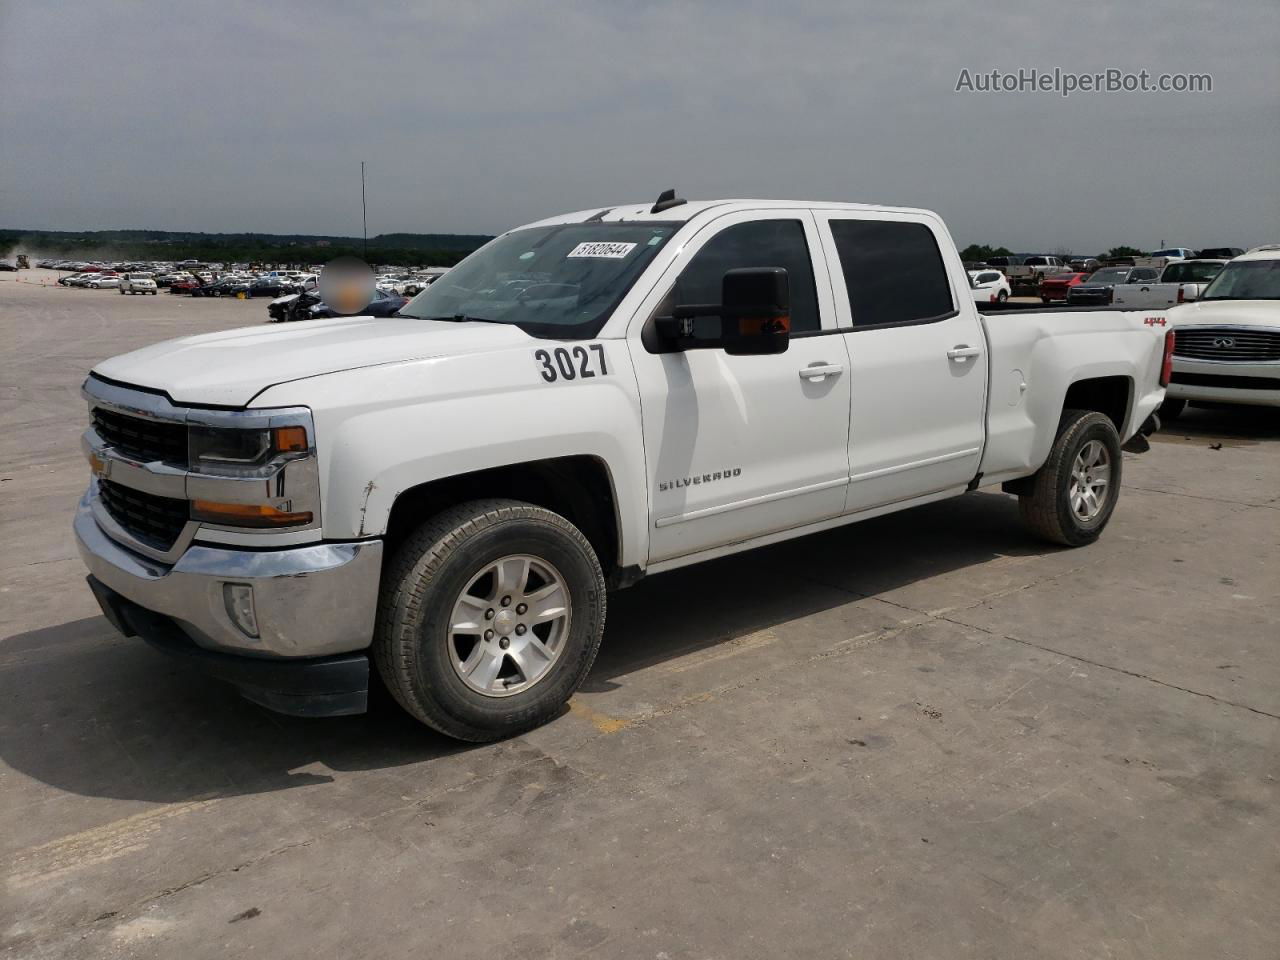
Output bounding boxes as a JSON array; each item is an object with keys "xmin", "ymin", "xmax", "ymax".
[
  {"xmin": 272, "ymin": 426, "xmax": 308, "ymax": 453},
  {"xmin": 191, "ymin": 500, "xmax": 313, "ymax": 528}
]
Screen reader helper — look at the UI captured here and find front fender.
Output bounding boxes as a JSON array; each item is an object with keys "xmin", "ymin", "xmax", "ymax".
[{"xmin": 253, "ymin": 341, "xmax": 650, "ymax": 568}]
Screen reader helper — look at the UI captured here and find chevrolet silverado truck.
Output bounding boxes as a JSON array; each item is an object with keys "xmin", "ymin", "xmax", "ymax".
[
  {"xmin": 75, "ymin": 196, "xmax": 1172, "ymax": 741},
  {"xmin": 1159, "ymin": 244, "xmax": 1280, "ymax": 419}
]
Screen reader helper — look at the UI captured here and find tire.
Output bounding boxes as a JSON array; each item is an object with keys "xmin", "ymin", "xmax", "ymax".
[
  {"xmin": 374, "ymin": 498, "xmax": 607, "ymax": 741},
  {"xmin": 1158, "ymin": 397, "xmax": 1186, "ymax": 420},
  {"xmin": 998, "ymin": 290, "xmax": 1008, "ymax": 303},
  {"xmin": 1040, "ymin": 296, "xmax": 1050, "ymax": 304},
  {"xmin": 1018, "ymin": 410, "xmax": 1123, "ymax": 547}
]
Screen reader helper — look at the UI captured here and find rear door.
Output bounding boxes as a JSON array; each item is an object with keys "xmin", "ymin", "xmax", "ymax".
[{"xmin": 814, "ymin": 213, "xmax": 989, "ymax": 513}]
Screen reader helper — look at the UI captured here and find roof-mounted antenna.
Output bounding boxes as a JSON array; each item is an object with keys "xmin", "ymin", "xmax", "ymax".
[
  {"xmin": 650, "ymin": 188, "xmax": 687, "ymax": 215},
  {"xmin": 584, "ymin": 207, "xmax": 613, "ymax": 223}
]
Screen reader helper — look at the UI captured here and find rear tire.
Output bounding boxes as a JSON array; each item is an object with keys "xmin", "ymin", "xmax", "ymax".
[
  {"xmin": 1018, "ymin": 410, "xmax": 1123, "ymax": 547},
  {"xmin": 374, "ymin": 499, "xmax": 606, "ymax": 741},
  {"xmin": 997, "ymin": 290, "xmax": 1008, "ymax": 303},
  {"xmin": 1158, "ymin": 397, "xmax": 1186, "ymax": 420}
]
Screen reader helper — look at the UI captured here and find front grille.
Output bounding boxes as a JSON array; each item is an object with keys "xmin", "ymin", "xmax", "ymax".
[
  {"xmin": 1173, "ymin": 328, "xmax": 1280, "ymax": 363},
  {"xmin": 92, "ymin": 408, "xmax": 188, "ymax": 466},
  {"xmin": 1170, "ymin": 372, "xmax": 1280, "ymax": 391},
  {"xmin": 98, "ymin": 479, "xmax": 190, "ymax": 551}
]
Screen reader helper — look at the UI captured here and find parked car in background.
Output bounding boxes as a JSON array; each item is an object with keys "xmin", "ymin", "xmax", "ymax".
[
  {"xmin": 309, "ymin": 288, "xmax": 408, "ymax": 319},
  {"xmin": 1111, "ymin": 259, "xmax": 1227, "ymax": 309},
  {"xmin": 1039, "ymin": 271, "xmax": 1090, "ymax": 303},
  {"xmin": 119, "ymin": 274, "xmax": 158, "ymax": 295},
  {"xmin": 1069, "ymin": 257, "xmax": 1100, "ymax": 273},
  {"xmin": 1136, "ymin": 247, "xmax": 1195, "ymax": 270},
  {"xmin": 968, "ymin": 269, "xmax": 1010, "ymax": 304},
  {"xmin": 1004, "ymin": 255, "xmax": 1071, "ymax": 295},
  {"xmin": 1067, "ymin": 266, "xmax": 1161, "ymax": 305},
  {"xmin": 0, "ymin": 261, "xmax": 17, "ymax": 272},
  {"xmin": 1161, "ymin": 245, "xmax": 1280, "ymax": 419},
  {"xmin": 169, "ymin": 277, "xmax": 202, "ymax": 294},
  {"xmin": 87, "ymin": 275, "xmax": 121, "ymax": 289},
  {"xmin": 189, "ymin": 277, "xmax": 251, "ymax": 298},
  {"xmin": 1194, "ymin": 247, "xmax": 1245, "ymax": 260}
]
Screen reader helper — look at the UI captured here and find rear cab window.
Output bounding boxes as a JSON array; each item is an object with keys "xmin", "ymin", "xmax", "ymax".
[{"xmin": 820, "ymin": 217, "xmax": 956, "ymax": 329}]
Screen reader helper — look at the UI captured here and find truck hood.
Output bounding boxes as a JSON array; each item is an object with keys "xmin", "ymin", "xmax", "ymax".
[
  {"xmin": 1170, "ymin": 300, "xmax": 1280, "ymax": 329},
  {"xmin": 93, "ymin": 315, "xmax": 533, "ymax": 406}
]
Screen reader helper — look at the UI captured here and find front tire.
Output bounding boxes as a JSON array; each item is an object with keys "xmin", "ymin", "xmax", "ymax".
[
  {"xmin": 374, "ymin": 499, "xmax": 606, "ymax": 741},
  {"xmin": 1018, "ymin": 410, "xmax": 1123, "ymax": 547}
]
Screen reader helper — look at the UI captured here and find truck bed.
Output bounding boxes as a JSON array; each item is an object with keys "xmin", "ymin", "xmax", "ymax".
[{"xmin": 975, "ymin": 305, "xmax": 1167, "ymax": 487}]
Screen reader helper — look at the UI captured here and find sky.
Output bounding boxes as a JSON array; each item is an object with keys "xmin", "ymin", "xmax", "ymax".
[{"xmin": 2, "ymin": 0, "xmax": 1277, "ymax": 253}]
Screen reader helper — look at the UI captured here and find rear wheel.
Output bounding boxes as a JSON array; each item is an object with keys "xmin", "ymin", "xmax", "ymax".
[
  {"xmin": 1158, "ymin": 397, "xmax": 1186, "ymax": 420},
  {"xmin": 997, "ymin": 290, "xmax": 1008, "ymax": 303},
  {"xmin": 374, "ymin": 499, "xmax": 606, "ymax": 741},
  {"xmin": 1018, "ymin": 410, "xmax": 1123, "ymax": 547}
]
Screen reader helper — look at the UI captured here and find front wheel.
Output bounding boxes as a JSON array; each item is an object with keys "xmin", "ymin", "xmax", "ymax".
[
  {"xmin": 374, "ymin": 499, "xmax": 606, "ymax": 741},
  {"xmin": 1018, "ymin": 410, "xmax": 1123, "ymax": 547}
]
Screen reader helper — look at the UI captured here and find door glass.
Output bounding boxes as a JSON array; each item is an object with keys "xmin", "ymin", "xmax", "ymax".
[
  {"xmin": 828, "ymin": 220, "xmax": 954, "ymax": 328},
  {"xmin": 668, "ymin": 220, "xmax": 821, "ymax": 333}
]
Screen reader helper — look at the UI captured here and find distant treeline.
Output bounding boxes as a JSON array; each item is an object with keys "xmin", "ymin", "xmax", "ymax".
[{"xmin": 0, "ymin": 228, "xmax": 494, "ymax": 267}]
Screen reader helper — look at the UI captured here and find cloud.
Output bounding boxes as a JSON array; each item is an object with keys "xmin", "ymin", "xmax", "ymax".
[{"xmin": 2, "ymin": 0, "xmax": 1277, "ymax": 250}]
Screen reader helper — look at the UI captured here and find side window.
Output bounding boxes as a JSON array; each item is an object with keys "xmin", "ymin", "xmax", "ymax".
[
  {"xmin": 828, "ymin": 220, "xmax": 955, "ymax": 329},
  {"xmin": 669, "ymin": 219, "xmax": 821, "ymax": 334}
]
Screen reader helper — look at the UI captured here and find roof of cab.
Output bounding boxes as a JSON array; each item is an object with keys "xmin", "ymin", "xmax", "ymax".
[
  {"xmin": 514, "ymin": 199, "xmax": 941, "ymax": 231},
  {"xmin": 1238, "ymin": 244, "xmax": 1280, "ymax": 262}
]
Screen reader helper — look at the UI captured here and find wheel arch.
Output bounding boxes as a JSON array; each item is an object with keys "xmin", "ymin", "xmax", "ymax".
[{"xmin": 382, "ymin": 455, "xmax": 624, "ymax": 579}]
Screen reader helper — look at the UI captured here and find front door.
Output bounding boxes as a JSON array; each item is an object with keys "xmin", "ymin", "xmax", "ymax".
[{"xmin": 628, "ymin": 211, "xmax": 852, "ymax": 565}]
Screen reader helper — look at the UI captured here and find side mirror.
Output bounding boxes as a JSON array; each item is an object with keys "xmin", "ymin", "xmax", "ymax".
[
  {"xmin": 719, "ymin": 268, "xmax": 790, "ymax": 355},
  {"xmin": 657, "ymin": 267, "xmax": 791, "ymax": 355}
]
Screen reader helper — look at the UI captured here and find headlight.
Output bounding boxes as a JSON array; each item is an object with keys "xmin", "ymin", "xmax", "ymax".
[{"xmin": 188, "ymin": 425, "xmax": 309, "ymax": 472}]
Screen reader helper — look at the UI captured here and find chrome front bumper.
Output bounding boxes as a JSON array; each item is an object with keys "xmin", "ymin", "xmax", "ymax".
[{"xmin": 75, "ymin": 492, "xmax": 383, "ymax": 658}]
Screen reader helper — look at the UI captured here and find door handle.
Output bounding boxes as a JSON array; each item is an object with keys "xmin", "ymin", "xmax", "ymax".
[
  {"xmin": 799, "ymin": 363, "xmax": 844, "ymax": 380},
  {"xmin": 947, "ymin": 345, "xmax": 983, "ymax": 360}
]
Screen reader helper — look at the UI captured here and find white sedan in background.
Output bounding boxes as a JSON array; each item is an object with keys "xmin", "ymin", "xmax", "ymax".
[
  {"xmin": 87, "ymin": 275, "xmax": 121, "ymax": 289},
  {"xmin": 969, "ymin": 269, "xmax": 1010, "ymax": 304}
]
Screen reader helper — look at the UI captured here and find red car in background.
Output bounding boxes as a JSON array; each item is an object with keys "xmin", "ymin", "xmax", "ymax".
[{"xmin": 1040, "ymin": 271, "xmax": 1090, "ymax": 303}]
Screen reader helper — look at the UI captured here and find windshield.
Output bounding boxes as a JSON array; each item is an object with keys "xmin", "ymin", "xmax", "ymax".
[
  {"xmin": 1162, "ymin": 261, "xmax": 1222, "ymax": 283},
  {"xmin": 1199, "ymin": 259, "xmax": 1280, "ymax": 301},
  {"xmin": 1087, "ymin": 268, "xmax": 1129, "ymax": 283},
  {"xmin": 398, "ymin": 222, "xmax": 677, "ymax": 338}
]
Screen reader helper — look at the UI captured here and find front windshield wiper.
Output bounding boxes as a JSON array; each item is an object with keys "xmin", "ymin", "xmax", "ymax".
[{"xmin": 418, "ymin": 314, "xmax": 506, "ymax": 324}]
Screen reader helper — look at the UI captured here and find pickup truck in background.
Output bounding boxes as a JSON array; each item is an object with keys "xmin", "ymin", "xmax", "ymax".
[
  {"xmin": 1068, "ymin": 266, "xmax": 1162, "ymax": 305},
  {"xmin": 1160, "ymin": 245, "xmax": 1280, "ymax": 419},
  {"xmin": 1135, "ymin": 247, "xmax": 1196, "ymax": 270},
  {"xmin": 1002, "ymin": 255, "xmax": 1071, "ymax": 295},
  {"xmin": 1112, "ymin": 259, "xmax": 1228, "ymax": 309},
  {"xmin": 74, "ymin": 196, "xmax": 1171, "ymax": 741}
]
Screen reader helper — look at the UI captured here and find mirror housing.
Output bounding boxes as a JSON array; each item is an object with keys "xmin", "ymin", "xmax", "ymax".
[{"xmin": 657, "ymin": 267, "xmax": 791, "ymax": 355}]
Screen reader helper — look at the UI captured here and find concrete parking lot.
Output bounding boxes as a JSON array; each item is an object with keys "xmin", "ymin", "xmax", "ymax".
[{"xmin": 2, "ymin": 271, "xmax": 1278, "ymax": 959}]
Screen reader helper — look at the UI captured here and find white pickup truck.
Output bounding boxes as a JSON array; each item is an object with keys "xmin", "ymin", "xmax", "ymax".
[
  {"xmin": 74, "ymin": 197, "xmax": 1172, "ymax": 741},
  {"xmin": 1112, "ymin": 259, "xmax": 1227, "ymax": 309}
]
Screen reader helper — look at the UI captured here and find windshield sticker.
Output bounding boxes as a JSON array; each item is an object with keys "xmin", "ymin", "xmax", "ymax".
[{"xmin": 566, "ymin": 241, "xmax": 637, "ymax": 260}]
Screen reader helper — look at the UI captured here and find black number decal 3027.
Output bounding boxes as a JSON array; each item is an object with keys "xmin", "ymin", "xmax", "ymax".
[{"xmin": 534, "ymin": 344, "xmax": 608, "ymax": 383}]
